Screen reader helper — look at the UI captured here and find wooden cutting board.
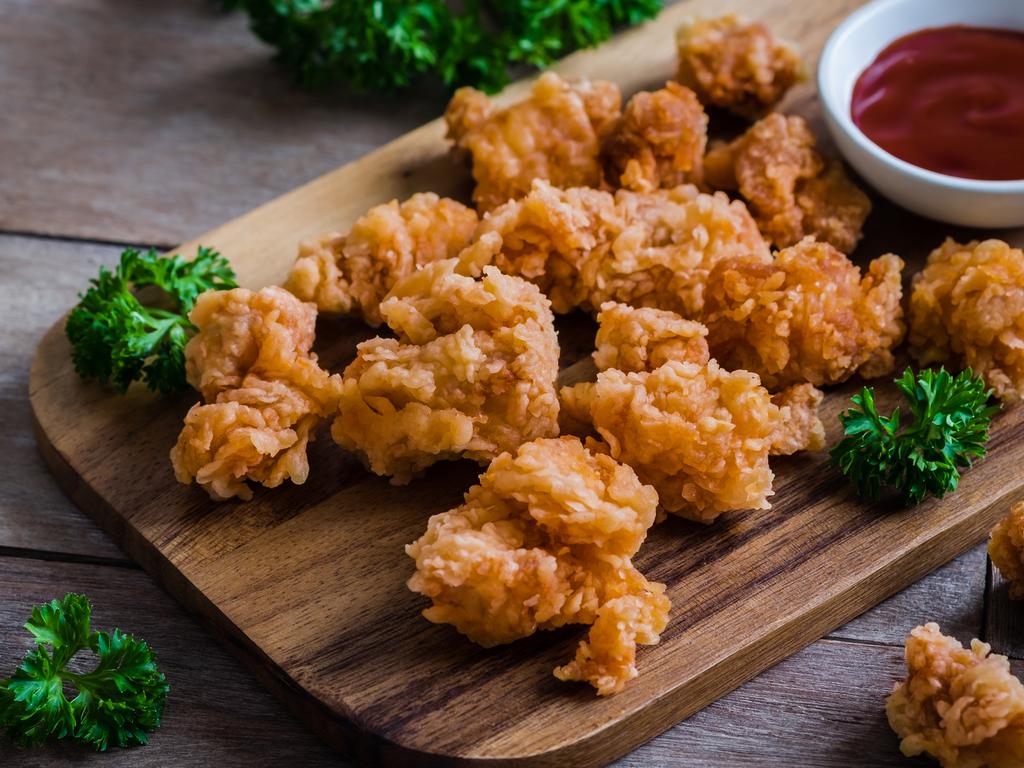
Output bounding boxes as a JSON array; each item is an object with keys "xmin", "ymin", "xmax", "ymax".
[{"xmin": 28, "ymin": 0, "xmax": 1024, "ymax": 765}]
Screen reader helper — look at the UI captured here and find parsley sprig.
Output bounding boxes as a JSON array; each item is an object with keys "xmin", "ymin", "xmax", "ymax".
[
  {"xmin": 65, "ymin": 247, "xmax": 236, "ymax": 394},
  {"xmin": 0, "ymin": 594, "xmax": 169, "ymax": 751},
  {"xmin": 830, "ymin": 368, "xmax": 999, "ymax": 505},
  {"xmin": 225, "ymin": 0, "xmax": 662, "ymax": 93}
]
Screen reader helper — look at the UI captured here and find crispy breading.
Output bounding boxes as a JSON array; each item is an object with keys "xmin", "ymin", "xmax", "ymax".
[
  {"xmin": 171, "ymin": 287, "xmax": 341, "ymax": 500},
  {"xmin": 332, "ymin": 236, "xmax": 560, "ymax": 483},
  {"xmin": 477, "ymin": 179, "xmax": 769, "ymax": 315},
  {"xmin": 406, "ymin": 436, "xmax": 669, "ymax": 695},
  {"xmin": 769, "ymin": 383, "xmax": 826, "ymax": 455},
  {"xmin": 989, "ymin": 502, "xmax": 1024, "ymax": 600},
  {"xmin": 445, "ymin": 72, "xmax": 622, "ymax": 212},
  {"xmin": 593, "ymin": 301, "xmax": 709, "ymax": 372},
  {"xmin": 886, "ymin": 622, "xmax": 1024, "ymax": 768},
  {"xmin": 560, "ymin": 360, "xmax": 779, "ymax": 522},
  {"xmin": 589, "ymin": 302, "xmax": 824, "ymax": 458},
  {"xmin": 704, "ymin": 113, "xmax": 871, "ymax": 253},
  {"xmin": 910, "ymin": 238, "xmax": 1024, "ymax": 403},
  {"xmin": 700, "ymin": 238, "xmax": 905, "ymax": 389},
  {"xmin": 601, "ymin": 82, "xmax": 708, "ymax": 191},
  {"xmin": 675, "ymin": 14, "xmax": 802, "ymax": 118},
  {"xmin": 553, "ymin": 593, "xmax": 668, "ymax": 696},
  {"xmin": 284, "ymin": 193, "xmax": 478, "ymax": 327}
]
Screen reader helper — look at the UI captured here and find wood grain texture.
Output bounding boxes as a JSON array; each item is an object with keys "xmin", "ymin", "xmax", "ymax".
[
  {"xmin": 828, "ymin": 544, "xmax": 987, "ymax": 647},
  {"xmin": 21, "ymin": 0, "xmax": 1024, "ymax": 766},
  {"xmin": 0, "ymin": 556, "xmax": 340, "ymax": 767},
  {"xmin": 0, "ymin": 0, "xmax": 445, "ymax": 246},
  {"xmin": 0, "ymin": 234, "xmax": 126, "ymax": 561}
]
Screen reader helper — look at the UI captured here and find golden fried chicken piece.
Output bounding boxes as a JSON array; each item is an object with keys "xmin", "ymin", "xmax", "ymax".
[
  {"xmin": 704, "ymin": 113, "xmax": 871, "ymax": 253},
  {"xmin": 601, "ymin": 82, "xmax": 708, "ymax": 191},
  {"xmin": 593, "ymin": 301, "xmax": 709, "ymax": 372},
  {"xmin": 700, "ymin": 238, "xmax": 905, "ymax": 389},
  {"xmin": 989, "ymin": 502, "xmax": 1024, "ymax": 599},
  {"xmin": 332, "ymin": 235, "xmax": 560, "ymax": 483},
  {"xmin": 406, "ymin": 436, "xmax": 669, "ymax": 696},
  {"xmin": 553, "ymin": 593, "xmax": 667, "ymax": 696},
  {"xmin": 171, "ymin": 287, "xmax": 341, "ymax": 500},
  {"xmin": 676, "ymin": 14, "xmax": 802, "ymax": 118},
  {"xmin": 910, "ymin": 239, "xmax": 1024, "ymax": 403},
  {"xmin": 561, "ymin": 360, "xmax": 779, "ymax": 522},
  {"xmin": 770, "ymin": 383, "xmax": 826, "ymax": 455},
  {"xmin": 477, "ymin": 179, "xmax": 769, "ymax": 315},
  {"xmin": 284, "ymin": 193, "xmax": 478, "ymax": 327},
  {"xmin": 589, "ymin": 301, "xmax": 824, "ymax": 458},
  {"xmin": 446, "ymin": 72, "xmax": 622, "ymax": 212},
  {"xmin": 886, "ymin": 622, "xmax": 1024, "ymax": 768}
]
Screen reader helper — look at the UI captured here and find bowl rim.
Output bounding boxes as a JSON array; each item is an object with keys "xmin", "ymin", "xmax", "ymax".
[{"xmin": 817, "ymin": 0, "xmax": 1024, "ymax": 193}]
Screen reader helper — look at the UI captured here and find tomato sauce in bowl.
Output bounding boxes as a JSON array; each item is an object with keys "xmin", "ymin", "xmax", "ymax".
[{"xmin": 851, "ymin": 25, "xmax": 1024, "ymax": 181}]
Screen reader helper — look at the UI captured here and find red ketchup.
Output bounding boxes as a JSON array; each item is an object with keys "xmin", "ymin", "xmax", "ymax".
[{"xmin": 851, "ymin": 25, "xmax": 1024, "ymax": 181}]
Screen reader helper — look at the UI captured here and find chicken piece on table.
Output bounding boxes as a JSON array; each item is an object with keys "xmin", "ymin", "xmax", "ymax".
[
  {"xmin": 406, "ymin": 436, "xmax": 669, "ymax": 696},
  {"xmin": 601, "ymin": 81, "xmax": 708, "ymax": 192},
  {"xmin": 332, "ymin": 235, "xmax": 560, "ymax": 484},
  {"xmin": 560, "ymin": 360, "xmax": 780, "ymax": 523},
  {"xmin": 284, "ymin": 192, "xmax": 478, "ymax": 327},
  {"xmin": 446, "ymin": 71, "xmax": 622, "ymax": 212},
  {"xmin": 989, "ymin": 501, "xmax": 1024, "ymax": 599},
  {"xmin": 676, "ymin": 14, "xmax": 802, "ymax": 118},
  {"xmin": 887, "ymin": 622, "xmax": 1024, "ymax": 768},
  {"xmin": 910, "ymin": 238, "xmax": 1024, "ymax": 403},
  {"xmin": 171, "ymin": 286, "xmax": 342, "ymax": 501},
  {"xmin": 699, "ymin": 238, "xmax": 905, "ymax": 390},
  {"xmin": 476, "ymin": 178, "xmax": 769, "ymax": 316},
  {"xmin": 704, "ymin": 113, "xmax": 871, "ymax": 253}
]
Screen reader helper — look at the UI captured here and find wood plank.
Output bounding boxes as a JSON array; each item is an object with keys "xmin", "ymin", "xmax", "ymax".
[
  {"xmin": 0, "ymin": 235, "xmax": 126, "ymax": 561},
  {"xmin": 0, "ymin": 556, "xmax": 340, "ymax": 765},
  {"xmin": 614, "ymin": 639, "xmax": 922, "ymax": 768},
  {"xmin": 618, "ymin": 642, "xmax": 1024, "ymax": 768},
  {"xmin": 829, "ymin": 544, "xmax": 987, "ymax": 647},
  {"xmin": 0, "ymin": 0, "xmax": 450, "ymax": 246},
  {"xmin": 985, "ymin": 558, "xmax": 1024, "ymax": 661},
  {"xmin": 24, "ymin": 0, "xmax": 1024, "ymax": 764}
]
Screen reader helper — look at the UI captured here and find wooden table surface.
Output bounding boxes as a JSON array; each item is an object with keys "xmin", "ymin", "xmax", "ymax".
[{"xmin": 2, "ymin": 2, "xmax": 1021, "ymax": 766}]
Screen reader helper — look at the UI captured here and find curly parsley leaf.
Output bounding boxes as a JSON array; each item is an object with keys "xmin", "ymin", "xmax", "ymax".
[
  {"xmin": 226, "ymin": 0, "xmax": 662, "ymax": 93},
  {"xmin": 0, "ymin": 594, "xmax": 169, "ymax": 751},
  {"xmin": 830, "ymin": 368, "xmax": 999, "ymax": 505},
  {"xmin": 65, "ymin": 246, "xmax": 236, "ymax": 394}
]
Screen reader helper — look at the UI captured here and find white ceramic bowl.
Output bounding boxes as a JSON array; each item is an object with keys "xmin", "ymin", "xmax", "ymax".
[{"xmin": 818, "ymin": 0, "xmax": 1024, "ymax": 228}]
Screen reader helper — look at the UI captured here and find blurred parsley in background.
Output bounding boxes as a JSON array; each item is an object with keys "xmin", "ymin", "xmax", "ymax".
[{"xmin": 224, "ymin": 0, "xmax": 662, "ymax": 93}]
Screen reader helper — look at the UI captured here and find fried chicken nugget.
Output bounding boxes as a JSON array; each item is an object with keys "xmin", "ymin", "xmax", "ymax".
[
  {"xmin": 284, "ymin": 193, "xmax": 478, "ymax": 327},
  {"xmin": 594, "ymin": 301, "xmax": 709, "ymax": 372},
  {"xmin": 171, "ymin": 287, "xmax": 342, "ymax": 500},
  {"xmin": 332, "ymin": 235, "xmax": 560, "ymax": 483},
  {"xmin": 601, "ymin": 82, "xmax": 708, "ymax": 191},
  {"xmin": 910, "ymin": 239, "xmax": 1024, "ymax": 403},
  {"xmin": 675, "ymin": 14, "xmax": 802, "ymax": 118},
  {"xmin": 704, "ymin": 113, "xmax": 871, "ymax": 253},
  {"xmin": 886, "ymin": 622, "xmax": 1024, "ymax": 768},
  {"xmin": 406, "ymin": 436, "xmax": 669, "ymax": 696},
  {"xmin": 989, "ymin": 502, "xmax": 1024, "ymax": 599},
  {"xmin": 589, "ymin": 302, "xmax": 824, "ymax": 457},
  {"xmin": 769, "ymin": 383, "xmax": 826, "ymax": 455},
  {"xmin": 700, "ymin": 238, "xmax": 905, "ymax": 389},
  {"xmin": 477, "ymin": 178, "xmax": 770, "ymax": 315},
  {"xmin": 561, "ymin": 360, "xmax": 779, "ymax": 522},
  {"xmin": 446, "ymin": 72, "xmax": 622, "ymax": 212}
]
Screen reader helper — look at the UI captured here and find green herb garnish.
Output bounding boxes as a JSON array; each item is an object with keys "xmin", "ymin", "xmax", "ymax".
[
  {"xmin": 225, "ymin": 0, "xmax": 662, "ymax": 93},
  {"xmin": 65, "ymin": 246, "xmax": 236, "ymax": 394},
  {"xmin": 830, "ymin": 368, "xmax": 998, "ymax": 505},
  {"xmin": 0, "ymin": 594, "xmax": 169, "ymax": 750}
]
